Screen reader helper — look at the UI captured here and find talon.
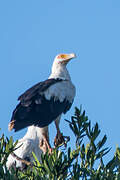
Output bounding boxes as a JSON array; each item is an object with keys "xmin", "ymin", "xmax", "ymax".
[
  {"xmin": 40, "ymin": 134, "xmax": 52, "ymax": 154},
  {"xmin": 48, "ymin": 147, "xmax": 53, "ymax": 154},
  {"xmin": 40, "ymin": 140, "xmax": 47, "ymax": 153},
  {"xmin": 54, "ymin": 133, "xmax": 70, "ymax": 147},
  {"xmin": 54, "ymin": 120, "xmax": 70, "ymax": 148}
]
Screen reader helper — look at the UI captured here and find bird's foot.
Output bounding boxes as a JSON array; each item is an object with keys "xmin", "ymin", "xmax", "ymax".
[
  {"xmin": 54, "ymin": 132, "xmax": 70, "ymax": 148},
  {"xmin": 40, "ymin": 139, "xmax": 53, "ymax": 154}
]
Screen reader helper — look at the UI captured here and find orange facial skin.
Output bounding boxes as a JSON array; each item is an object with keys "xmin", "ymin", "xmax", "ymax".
[{"xmin": 57, "ymin": 54, "xmax": 69, "ymax": 60}]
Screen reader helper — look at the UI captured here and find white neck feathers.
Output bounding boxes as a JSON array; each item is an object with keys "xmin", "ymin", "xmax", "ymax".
[{"xmin": 49, "ymin": 63, "xmax": 71, "ymax": 81}]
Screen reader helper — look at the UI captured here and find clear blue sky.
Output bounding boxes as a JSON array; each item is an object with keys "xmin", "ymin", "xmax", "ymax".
[{"xmin": 0, "ymin": 0, "xmax": 120, "ymax": 162}]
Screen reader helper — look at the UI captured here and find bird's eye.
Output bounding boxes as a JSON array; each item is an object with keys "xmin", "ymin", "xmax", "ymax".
[
  {"xmin": 57, "ymin": 54, "xmax": 65, "ymax": 59},
  {"xmin": 61, "ymin": 55, "xmax": 65, "ymax": 58}
]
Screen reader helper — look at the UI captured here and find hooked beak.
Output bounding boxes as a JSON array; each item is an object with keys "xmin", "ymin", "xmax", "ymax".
[
  {"xmin": 63, "ymin": 53, "xmax": 76, "ymax": 64},
  {"xmin": 68, "ymin": 53, "xmax": 76, "ymax": 59}
]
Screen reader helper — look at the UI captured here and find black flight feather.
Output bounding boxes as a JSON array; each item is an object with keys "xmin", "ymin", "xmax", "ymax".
[{"xmin": 9, "ymin": 78, "xmax": 72, "ymax": 132}]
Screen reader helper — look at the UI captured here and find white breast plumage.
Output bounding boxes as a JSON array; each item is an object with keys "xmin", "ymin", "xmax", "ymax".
[{"xmin": 42, "ymin": 80, "xmax": 76, "ymax": 103}]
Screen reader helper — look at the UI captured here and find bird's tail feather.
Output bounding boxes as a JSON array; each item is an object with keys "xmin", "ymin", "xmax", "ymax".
[{"xmin": 8, "ymin": 120, "xmax": 15, "ymax": 131}]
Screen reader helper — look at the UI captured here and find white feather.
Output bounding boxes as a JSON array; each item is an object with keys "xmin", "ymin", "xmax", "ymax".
[
  {"xmin": 43, "ymin": 80, "xmax": 75, "ymax": 103},
  {"xmin": 6, "ymin": 126, "xmax": 46, "ymax": 169},
  {"xmin": 42, "ymin": 55, "xmax": 76, "ymax": 103}
]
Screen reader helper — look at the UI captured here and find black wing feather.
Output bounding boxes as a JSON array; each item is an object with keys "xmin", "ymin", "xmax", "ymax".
[
  {"xmin": 9, "ymin": 78, "xmax": 72, "ymax": 132},
  {"xmin": 18, "ymin": 78, "xmax": 63, "ymax": 102}
]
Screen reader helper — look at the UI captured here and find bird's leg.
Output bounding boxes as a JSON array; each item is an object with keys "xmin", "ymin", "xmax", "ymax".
[
  {"xmin": 39, "ymin": 132, "xmax": 52, "ymax": 154},
  {"xmin": 54, "ymin": 120, "xmax": 70, "ymax": 148}
]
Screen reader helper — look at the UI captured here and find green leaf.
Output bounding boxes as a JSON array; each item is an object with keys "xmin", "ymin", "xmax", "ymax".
[{"xmin": 97, "ymin": 135, "xmax": 107, "ymax": 151}]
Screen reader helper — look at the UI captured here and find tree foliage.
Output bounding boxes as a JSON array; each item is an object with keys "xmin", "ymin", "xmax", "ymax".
[{"xmin": 1, "ymin": 107, "xmax": 120, "ymax": 180}]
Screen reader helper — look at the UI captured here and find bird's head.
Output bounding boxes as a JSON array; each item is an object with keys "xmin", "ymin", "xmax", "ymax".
[
  {"xmin": 54, "ymin": 53, "xmax": 76, "ymax": 66},
  {"xmin": 50, "ymin": 53, "xmax": 76, "ymax": 79}
]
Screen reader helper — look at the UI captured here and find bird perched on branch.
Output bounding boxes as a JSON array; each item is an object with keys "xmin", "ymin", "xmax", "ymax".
[
  {"xmin": 6, "ymin": 126, "xmax": 43, "ymax": 170},
  {"xmin": 8, "ymin": 53, "xmax": 76, "ymax": 153}
]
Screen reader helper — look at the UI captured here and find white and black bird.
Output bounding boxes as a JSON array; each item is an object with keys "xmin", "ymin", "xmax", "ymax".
[{"xmin": 8, "ymin": 53, "xmax": 76, "ymax": 153}]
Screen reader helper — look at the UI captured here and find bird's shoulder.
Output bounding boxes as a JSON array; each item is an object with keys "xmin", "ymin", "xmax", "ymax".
[
  {"xmin": 43, "ymin": 79, "xmax": 76, "ymax": 103},
  {"xmin": 18, "ymin": 78, "xmax": 63, "ymax": 102}
]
